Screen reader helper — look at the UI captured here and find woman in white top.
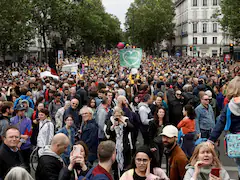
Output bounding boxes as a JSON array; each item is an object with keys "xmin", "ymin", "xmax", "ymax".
[{"xmin": 37, "ymin": 108, "xmax": 54, "ymax": 148}]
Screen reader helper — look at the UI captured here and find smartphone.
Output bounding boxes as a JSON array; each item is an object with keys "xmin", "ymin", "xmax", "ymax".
[
  {"xmin": 73, "ymin": 145, "xmax": 80, "ymax": 157},
  {"xmin": 211, "ymin": 168, "xmax": 220, "ymax": 177}
]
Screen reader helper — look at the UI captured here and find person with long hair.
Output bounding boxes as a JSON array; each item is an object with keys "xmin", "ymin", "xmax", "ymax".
[
  {"xmin": 184, "ymin": 142, "xmax": 230, "ymax": 180},
  {"xmin": 87, "ymin": 98, "xmax": 97, "ymax": 119},
  {"xmin": 177, "ymin": 104, "xmax": 196, "ymax": 158},
  {"xmin": 106, "ymin": 106, "xmax": 134, "ymax": 178},
  {"xmin": 149, "ymin": 107, "xmax": 168, "ymax": 167},
  {"xmin": 59, "ymin": 141, "xmax": 91, "ymax": 180},
  {"xmin": 120, "ymin": 146, "xmax": 169, "ymax": 180}
]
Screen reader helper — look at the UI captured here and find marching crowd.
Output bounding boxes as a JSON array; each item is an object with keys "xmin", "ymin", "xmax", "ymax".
[{"xmin": 0, "ymin": 56, "xmax": 239, "ymax": 180}]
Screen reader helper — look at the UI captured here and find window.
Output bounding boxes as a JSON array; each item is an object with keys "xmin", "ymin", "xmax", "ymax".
[
  {"xmin": 193, "ymin": 0, "xmax": 197, "ymax": 6},
  {"xmin": 193, "ymin": 37, "xmax": 197, "ymax": 44},
  {"xmin": 213, "ymin": 23, "xmax": 218, "ymax": 32},
  {"xmin": 213, "ymin": 0, "xmax": 218, "ymax": 6},
  {"xmin": 193, "ymin": 23, "xmax": 197, "ymax": 33},
  {"xmin": 203, "ymin": 0, "xmax": 207, "ymax": 6},
  {"xmin": 203, "ymin": 37, "xmax": 207, "ymax": 44},
  {"xmin": 213, "ymin": 37, "xmax": 217, "ymax": 44},
  {"xmin": 203, "ymin": 23, "xmax": 207, "ymax": 33}
]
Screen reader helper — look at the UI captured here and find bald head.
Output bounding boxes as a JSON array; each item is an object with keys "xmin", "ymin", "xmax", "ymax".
[
  {"xmin": 117, "ymin": 95, "xmax": 127, "ymax": 106},
  {"xmin": 51, "ymin": 133, "xmax": 69, "ymax": 146},
  {"xmin": 51, "ymin": 133, "xmax": 70, "ymax": 155},
  {"xmin": 71, "ymin": 98, "xmax": 79, "ymax": 109}
]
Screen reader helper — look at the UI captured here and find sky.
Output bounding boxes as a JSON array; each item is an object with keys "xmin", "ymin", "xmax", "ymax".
[{"xmin": 102, "ymin": 0, "xmax": 134, "ymax": 30}]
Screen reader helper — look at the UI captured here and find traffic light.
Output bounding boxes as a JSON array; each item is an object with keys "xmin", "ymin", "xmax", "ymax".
[
  {"xmin": 190, "ymin": 46, "xmax": 193, "ymax": 51},
  {"xmin": 230, "ymin": 43, "xmax": 234, "ymax": 54}
]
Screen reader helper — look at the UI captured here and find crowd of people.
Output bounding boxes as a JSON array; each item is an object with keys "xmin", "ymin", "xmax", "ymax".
[{"xmin": 0, "ymin": 55, "xmax": 239, "ymax": 180}]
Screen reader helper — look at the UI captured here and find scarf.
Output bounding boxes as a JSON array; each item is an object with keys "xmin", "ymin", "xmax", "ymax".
[{"xmin": 115, "ymin": 123, "xmax": 124, "ymax": 173}]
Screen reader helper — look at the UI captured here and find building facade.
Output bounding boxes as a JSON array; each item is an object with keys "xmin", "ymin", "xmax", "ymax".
[{"xmin": 174, "ymin": 0, "xmax": 231, "ymax": 57}]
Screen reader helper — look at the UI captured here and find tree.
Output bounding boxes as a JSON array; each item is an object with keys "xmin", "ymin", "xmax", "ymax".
[
  {"xmin": 125, "ymin": 0, "xmax": 175, "ymax": 54},
  {"xmin": 0, "ymin": 0, "xmax": 34, "ymax": 61},
  {"xmin": 216, "ymin": 0, "xmax": 240, "ymax": 43}
]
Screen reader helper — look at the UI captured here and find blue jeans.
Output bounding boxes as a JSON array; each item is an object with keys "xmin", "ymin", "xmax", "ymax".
[{"xmin": 234, "ymin": 158, "xmax": 240, "ymax": 176}]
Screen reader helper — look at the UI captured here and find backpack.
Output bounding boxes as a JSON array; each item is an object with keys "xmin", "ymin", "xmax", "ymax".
[
  {"xmin": 224, "ymin": 106, "xmax": 240, "ymax": 158},
  {"xmin": 14, "ymin": 96, "xmax": 34, "ymax": 109}
]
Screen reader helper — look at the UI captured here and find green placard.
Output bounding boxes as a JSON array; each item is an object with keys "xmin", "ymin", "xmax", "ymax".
[{"xmin": 119, "ymin": 48, "xmax": 142, "ymax": 68}]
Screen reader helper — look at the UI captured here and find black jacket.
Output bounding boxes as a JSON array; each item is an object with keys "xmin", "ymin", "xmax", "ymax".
[
  {"xmin": 36, "ymin": 154, "xmax": 63, "ymax": 180},
  {"xmin": 148, "ymin": 120, "xmax": 164, "ymax": 148},
  {"xmin": 169, "ymin": 98, "xmax": 185, "ymax": 126},
  {"xmin": 0, "ymin": 143, "xmax": 24, "ymax": 179}
]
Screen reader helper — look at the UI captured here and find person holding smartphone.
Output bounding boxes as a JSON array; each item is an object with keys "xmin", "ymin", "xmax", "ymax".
[
  {"xmin": 58, "ymin": 141, "xmax": 91, "ymax": 180},
  {"xmin": 184, "ymin": 142, "xmax": 230, "ymax": 180}
]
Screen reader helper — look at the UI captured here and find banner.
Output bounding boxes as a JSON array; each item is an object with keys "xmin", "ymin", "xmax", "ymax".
[
  {"xmin": 58, "ymin": 50, "xmax": 64, "ymax": 64},
  {"xmin": 119, "ymin": 48, "xmax": 142, "ymax": 68}
]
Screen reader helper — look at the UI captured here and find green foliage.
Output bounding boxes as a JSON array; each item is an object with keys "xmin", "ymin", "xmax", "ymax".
[
  {"xmin": 0, "ymin": 0, "xmax": 123, "ymax": 59},
  {"xmin": 125, "ymin": 0, "xmax": 175, "ymax": 50},
  {"xmin": 218, "ymin": 0, "xmax": 240, "ymax": 42},
  {"xmin": 0, "ymin": 0, "xmax": 35, "ymax": 57}
]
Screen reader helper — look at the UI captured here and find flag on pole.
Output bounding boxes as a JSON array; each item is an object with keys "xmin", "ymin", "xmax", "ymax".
[{"xmin": 119, "ymin": 48, "xmax": 142, "ymax": 68}]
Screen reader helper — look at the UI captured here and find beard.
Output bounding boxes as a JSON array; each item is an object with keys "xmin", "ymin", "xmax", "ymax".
[{"xmin": 163, "ymin": 141, "xmax": 175, "ymax": 149}]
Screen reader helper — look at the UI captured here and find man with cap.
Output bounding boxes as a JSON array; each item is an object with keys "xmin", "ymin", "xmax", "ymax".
[
  {"xmin": 161, "ymin": 125, "xmax": 188, "ymax": 180},
  {"xmin": 10, "ymin": 103, "xmax": 32, "ymax": 172}
]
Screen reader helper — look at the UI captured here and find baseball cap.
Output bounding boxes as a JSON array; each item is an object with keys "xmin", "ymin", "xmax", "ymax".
[
  {"xmin": 161, "ymin": 125, "xmax": 178, "ymax": 138},
  {"xmin": 15, "ymin": 103, "xmax": 26, "ymax": 111}
]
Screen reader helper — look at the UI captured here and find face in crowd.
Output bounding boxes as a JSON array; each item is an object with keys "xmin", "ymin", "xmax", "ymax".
[
  {"xmin": 4, "ymin": 128, "xmax": 20, "ymax": 150},
  {"xmin": 71, "ymin": 99, "xmax": 79, "ymax": 109},
  {"xmin": 201, "ymin": 95, "xmax": 210, "ymax": 106}
]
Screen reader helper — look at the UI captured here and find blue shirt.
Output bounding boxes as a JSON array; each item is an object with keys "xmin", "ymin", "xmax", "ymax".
[{"xmin": 195, "ymin": 104, "xmax": 215, "ymax": 134}]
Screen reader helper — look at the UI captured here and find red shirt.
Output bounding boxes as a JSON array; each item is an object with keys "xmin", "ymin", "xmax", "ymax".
[
  {"xmin": 177, "ymin": 117, "xmax": 195, "ymax": 134},
  {"xmin": 92, "ymin": 164, "xmax": 113, "ymax": 180}
]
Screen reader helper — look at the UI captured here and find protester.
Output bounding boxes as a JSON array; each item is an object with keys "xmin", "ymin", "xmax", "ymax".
[
  {"xmin": 57, "ymin": 115, "xmax": 75, "ymax": 165},
  {"xmin": 120, "ymin": 145, "xmax": 169, "ymax": 180},
  {"xmin": 37, "ymin": 108, "xmax": 54, "ymax": 148},
  {"xmin": 168, "ymin": 90, "xmax": 185, "ymax": 126},
  {"xmin": 10, "ymin": 103, "xmax": 32, "ymax": 171},
  {"xmin": 106, "ymin": 106, "xmax": 134, "ymax": 177},
  {"xmin": 138, "ymin": 94, "xmax": 154, "ymax": 144},
  {"xmin": 184, "ymin": 142, "xmax": 230, "ymax": 180},
  {"xmin": 177, "ymin": 104, "xmax": 196, "ymax": 158},
  {"xmin": 22, "ymin": 100, "xmax": 34, "ymax": 118},
  {"xmin": 77, "ymin": 80, "xmax": 88, "ymax": 108},
  {"xmin": 79, "ymin": 106, "xmax": 98, "ymax": 164},
  {"xmin": 149, "ymin": 107, "xmax": 168, "ymax": 166},
  {"xmin": 0, "ymin": 102, "xmax": 14, "ymax": 144},
  {"xmin": 96, "ymin": 97, "xmax": 109, "ymax": 142},
  {"xmin": 195, "ymin": 94, "xmax": 215, "ymax": 139},
  {"xmin": 161, "ymin": 125, "xmax": 188, "ymax": 180},
  {"xmin": 48, "ymin": 92, "xmax": 64, "ymax": 124},
  {"xmin": 83, "ymin": 140, "xmax": 116, "ymax": 180},
  {"xmin": 31, "ymin": 103, "xmax": 44, "ymax": 146},
  {"xmin": 58, "ymin": 141, "xmax": 91, "ymax": 180},
  {"xmin": 0, "ymin": 126, "xmax": 25, "ymax": 179},
  {"xmin": 63, "ymin": 98, "xmax": 80, "ymax": 129},
  {"xmin": 208, "ymin": 76, "xmax": 240, "ymax": 176},
  {"xmin": 55, "ymin": 100, "xmax": 70, "ymax": 131},
  {"xmin": 36, "ymin": 133, "xmax": 70, "ymax": 180},
  {"xmin": 13, "ymin": 87, "xmax": 34, "ymax": 109}
]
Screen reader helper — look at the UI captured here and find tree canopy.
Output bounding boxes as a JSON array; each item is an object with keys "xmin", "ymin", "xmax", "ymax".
[
  {"xmin": 0, "ymin": 0, "xmax": 123, "ymax": 60},
  {"xmin": 215, "ymin": 0, "xmax": 240, "ymax": 43},
  {"xmin": 125, "ymin": 0, "xmax": 175, "ymax": 51}
]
